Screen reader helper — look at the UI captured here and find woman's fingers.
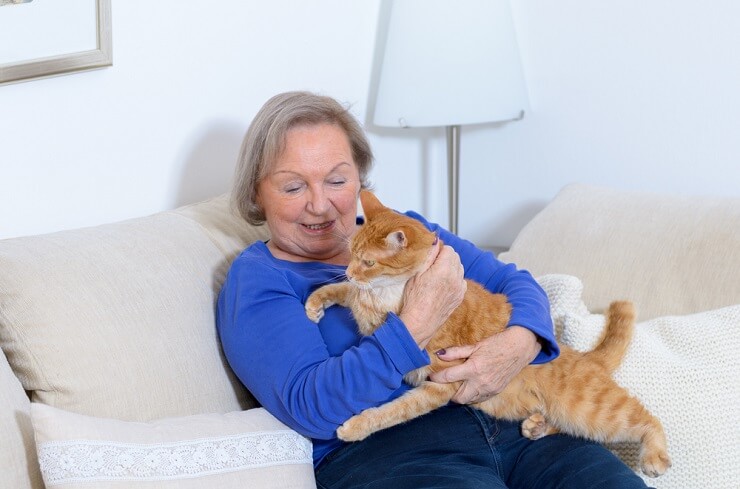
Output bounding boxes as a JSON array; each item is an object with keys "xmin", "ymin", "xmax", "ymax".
[{"xmin": 429, "ymin": 327, "xmax": 541, "ymax": 404}]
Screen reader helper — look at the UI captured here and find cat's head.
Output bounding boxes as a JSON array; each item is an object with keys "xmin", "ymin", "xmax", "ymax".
[{"xmin": 345, "ymin": 191, "xmax": 438, "ymax": 289}]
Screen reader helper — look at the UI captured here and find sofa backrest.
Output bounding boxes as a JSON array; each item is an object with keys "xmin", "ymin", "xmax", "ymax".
[
  {"xmin": 0, "ymin": 194, "xmax": 270, "ymax": 488},
  {"xmin": 499, "ymin": 184, "xmax": 740, "ymax": 320}
]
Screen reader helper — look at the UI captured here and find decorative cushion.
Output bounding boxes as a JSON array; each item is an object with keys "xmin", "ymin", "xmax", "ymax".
[
  {"xmin": 0, "ymin": 195, "xmax": 269, "ymax": 422},
  {"xmin": 31, "ymin": 404, "xmax": 315, "ymax": 488},
  {"xmin": 501, "ymin": 184, "xmax": 740, "ymax": 320},
  {"xmin": 538, "ymin": 274, "xmax": 740, "ymax": 489}
]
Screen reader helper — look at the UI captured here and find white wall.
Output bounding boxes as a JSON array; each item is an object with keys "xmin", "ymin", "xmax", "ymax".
[
  {"xmin": 2, "ymin": 1, "xmax": 739, "ymax": 248},
  {"xmin": 464, "ymin": 0, "xmax": 740, "ymax": 247},
  {"xmin": 0, "ymin": 1, "xmax": 383, "ymax": 238}
]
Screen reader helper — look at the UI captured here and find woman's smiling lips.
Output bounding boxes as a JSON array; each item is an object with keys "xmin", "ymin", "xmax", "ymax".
[{"xmin": 301, "ymin": 221, "xmax": 335, "ymax": 232}]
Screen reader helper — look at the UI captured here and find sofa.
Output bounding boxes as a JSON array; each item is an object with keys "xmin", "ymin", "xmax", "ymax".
[{"xmin": 1, "ymin": 184, "xmax": 738, "ymax": 489}]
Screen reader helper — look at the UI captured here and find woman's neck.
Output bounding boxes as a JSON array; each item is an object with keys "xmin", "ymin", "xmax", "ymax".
[{"xmin": 266, "ymin": 239, "xmax": 351, "ymax": 266}]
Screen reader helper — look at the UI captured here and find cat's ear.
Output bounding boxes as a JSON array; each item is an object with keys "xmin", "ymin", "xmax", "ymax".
[
  {"xmin": 385, "ymin": 230, "xmax": 407, "ymax": 249},
  {"xmin": 360, "ymin": 190, "xmax": 389, "ymax": 221}
]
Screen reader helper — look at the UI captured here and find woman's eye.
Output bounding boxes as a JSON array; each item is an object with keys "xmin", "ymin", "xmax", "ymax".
[
  {"xmin": 363, "ymin": 259, "xmax": 376, "ymax": 267},
  {"xmin": 284, "ymin": 185, "xmax": 302, "ymax": 194},
  {"xmin": 329, "ymin": 179, "xmax": 346, "ymax": 186}
]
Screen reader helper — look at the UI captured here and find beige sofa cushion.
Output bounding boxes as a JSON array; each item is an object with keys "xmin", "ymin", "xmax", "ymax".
[
  {"xmin": 500, "ymin": 184, "xmax": 740, "ymax": 320},
  {"xmin": 0, "ymin": 352, "xmax": 43, "ymax": 489},
  {"xmin": 31, "ymin": 403, "xmax": 314, "ymax": 488},
  {"xmin": 0, "ymin": 195, "xmax": 269, "ymax": 421}
]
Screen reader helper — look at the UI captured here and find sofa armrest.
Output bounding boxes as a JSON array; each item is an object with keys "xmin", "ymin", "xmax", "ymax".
[{"xmin": 0, "ymin": 350, "xmax": 43, "ymax": 489}]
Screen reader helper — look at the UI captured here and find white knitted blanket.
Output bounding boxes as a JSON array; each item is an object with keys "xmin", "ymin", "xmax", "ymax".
[{"xmin": 537, "ymin": 274, "xmax": 740, "ymax": 489}]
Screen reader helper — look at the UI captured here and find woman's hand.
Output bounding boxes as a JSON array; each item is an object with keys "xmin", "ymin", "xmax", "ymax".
[
  {"xmin": 429, "ymin": 326, "xmax": 541, "ymax": 404},
  {"xmin": 399, "ymin": 243, "xmax": 467, "ymax": 349}
]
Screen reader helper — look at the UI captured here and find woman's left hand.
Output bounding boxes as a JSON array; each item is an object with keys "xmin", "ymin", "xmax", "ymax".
[{"xmin": 428, "ymin": 326, "xmax": 541, "ymax": 404}]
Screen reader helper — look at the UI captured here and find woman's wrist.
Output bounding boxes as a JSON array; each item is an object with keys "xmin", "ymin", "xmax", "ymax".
[
  {"xmin": 506, "ymin": 325, "xmax": 542, "ymax": 363},
  {"xmin": 399, "ymin": 310, "xmax": 434, "ymax": 349}
]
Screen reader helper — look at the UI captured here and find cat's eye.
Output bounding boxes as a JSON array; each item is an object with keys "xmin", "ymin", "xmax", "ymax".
[{"xmin": 363, "ymin": 259, "xmax": 376, "ymax": 267}]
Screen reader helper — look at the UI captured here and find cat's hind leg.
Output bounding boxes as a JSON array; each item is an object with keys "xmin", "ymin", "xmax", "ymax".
[
  {"xmin": 337, "ymin": 381, "xmax": 458, "ymax": 442},
  {"xmin": 637, "ymin": 423, "xmax": 672, "ymax": 478},
  {"xmin": 546, "ymin": 386, "xmax": 671, "ymax": 477},
  {"xmin": 521, "ymin": 412, "xmax": 560, "ymax": 440}
]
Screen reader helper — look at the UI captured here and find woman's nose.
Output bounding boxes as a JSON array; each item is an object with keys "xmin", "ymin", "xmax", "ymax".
[{"xmin": 307, "ymin": 186, "xmax": 330, "ymax": 214}]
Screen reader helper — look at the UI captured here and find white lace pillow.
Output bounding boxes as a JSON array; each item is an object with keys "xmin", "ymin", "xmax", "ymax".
[
  {"xmin": 537, "ymin": 274, "xmax": 740, "ymax": 489},
  {"xmin": 30, "ymin": 404, "xmax": 315, "ymax": 489}
]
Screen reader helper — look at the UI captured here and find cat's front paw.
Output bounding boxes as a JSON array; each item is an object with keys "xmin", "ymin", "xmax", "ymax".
[
  {"xmin": 304, "ymin": 295, "xmax": 326, "ymax": 323},
  {"xmin": 640, "ymin": 450, "xmax": 672, "ymax": 477},
  {"xmin": 521, "ymin": 413, "xmax": 557, "ymax": 440},
  {"xmin": 337, "ymin": 412, "xmax": 375, "ymax": 442}
]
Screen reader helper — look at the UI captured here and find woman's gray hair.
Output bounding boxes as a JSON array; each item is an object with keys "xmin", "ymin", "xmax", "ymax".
[{"xmin": 232, "ymin": 91, "xmax": 374, "ymax": 225}]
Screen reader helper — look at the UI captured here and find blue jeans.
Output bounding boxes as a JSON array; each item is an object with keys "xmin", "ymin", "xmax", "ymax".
[{"xmin": 315, "ymin": 405, "xmax": 650, "ymax": 489}]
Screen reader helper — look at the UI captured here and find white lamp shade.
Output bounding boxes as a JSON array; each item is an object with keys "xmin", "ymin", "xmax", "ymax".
[{"xmin": 373, "ymin": 0, "xmax": 529, "ymax": 128}]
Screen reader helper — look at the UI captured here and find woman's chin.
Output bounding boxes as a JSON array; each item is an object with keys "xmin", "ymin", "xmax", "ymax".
[{"xmin": 301, "ymin": 240, "xmax": 350, "ymax": 264}]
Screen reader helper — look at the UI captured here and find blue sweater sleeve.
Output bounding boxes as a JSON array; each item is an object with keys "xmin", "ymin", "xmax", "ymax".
[
  {"xmin": 405, "ymin": 211, "xmax": 559, "ymax": 363},
  {"xmin": 216, "ymin": 253, "xmax": 429, "ymax": 442}
]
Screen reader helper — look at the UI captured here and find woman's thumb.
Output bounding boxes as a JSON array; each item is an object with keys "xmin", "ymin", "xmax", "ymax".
[{"xmin": 434, "ymin": 344, "xmax": 475, "ymax": 361}]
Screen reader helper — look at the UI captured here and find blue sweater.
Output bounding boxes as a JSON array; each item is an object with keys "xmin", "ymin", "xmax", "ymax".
[{"xmin": 216, "ymin": 211, "xmax": 558, "ymax": 466}]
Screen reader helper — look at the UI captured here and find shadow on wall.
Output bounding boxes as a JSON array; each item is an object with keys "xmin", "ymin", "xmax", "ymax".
[
  {"xmin": 173, "ymin": 121, "xmax": 246, "ymax": 208},
  {"xmin": 364, "ymin": 124, "xmax": 442, "ymax": 218},
  {"xmin": 476, "ymin": 199, "xmax": 549, "ymax": 251}
]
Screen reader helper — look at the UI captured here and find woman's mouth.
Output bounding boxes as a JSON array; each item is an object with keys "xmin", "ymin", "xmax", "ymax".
[{"xmin": 302, "ymin": 221, "xmax": 334, "ymax": 231}]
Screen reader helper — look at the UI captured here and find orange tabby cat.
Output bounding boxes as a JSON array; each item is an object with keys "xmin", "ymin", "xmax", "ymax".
[{"xmin": 305, "ymin": 190, "xmax": 671, "ymax": 478}]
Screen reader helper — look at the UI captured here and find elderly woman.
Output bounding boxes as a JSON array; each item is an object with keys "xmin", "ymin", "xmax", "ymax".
[{"xmin": 217, "ymin": 91, "xmax": 648, "ymax": 489}]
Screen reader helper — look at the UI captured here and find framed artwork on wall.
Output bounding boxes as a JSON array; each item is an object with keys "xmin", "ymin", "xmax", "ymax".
[{"xmin": 0, "ymin": 0, "xmax": 111, "ymax": 85}]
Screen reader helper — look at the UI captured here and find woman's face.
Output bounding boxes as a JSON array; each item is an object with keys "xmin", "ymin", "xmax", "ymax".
[{"xmin": 256, "ymin": 123, "xmax": 361, "ymax": 264}]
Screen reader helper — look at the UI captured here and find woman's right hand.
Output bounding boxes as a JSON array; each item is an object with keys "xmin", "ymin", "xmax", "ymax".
[{"xmin": 399, "ymin": 242, "xmax": 467, "ymax": 349}]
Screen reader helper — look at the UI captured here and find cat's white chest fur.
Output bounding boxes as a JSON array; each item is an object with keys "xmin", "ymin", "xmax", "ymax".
[
  {"xmin": 353, "ymin": 281, "xmax": 406, "ymax": 335},
  {"xmin": 364, "ymin": 281, "xmax": 406, "ymax": 310}
]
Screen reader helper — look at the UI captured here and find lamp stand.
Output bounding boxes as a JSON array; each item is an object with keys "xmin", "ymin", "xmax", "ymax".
[{"xmin": 446, "ymin": 125, "xmax": 461, "ymax": 234}]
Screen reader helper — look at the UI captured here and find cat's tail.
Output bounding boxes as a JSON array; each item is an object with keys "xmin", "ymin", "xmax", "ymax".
[{"xmin": 584, "ymin": 301, "xmax": 635, "ymax": 373}]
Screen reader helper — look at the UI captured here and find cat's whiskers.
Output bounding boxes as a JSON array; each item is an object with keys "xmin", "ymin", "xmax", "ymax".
[
  {"xmin": 326, "ymin": 229, "xmax": 353, "ymax": 245},
  {"xmin": 314, "ymin": 268, "xmax": 349, "ymax": 286},
  {"xmin": 326, "ymin": 218, "xmax": 358, "ymax": 247},
  {"xmin": 346, "ymin": 276, "xmax": 372, "ymax": 291},
  {"xmin": 267, "ymin": 261, "xmax": 348, "ymax": 286}
]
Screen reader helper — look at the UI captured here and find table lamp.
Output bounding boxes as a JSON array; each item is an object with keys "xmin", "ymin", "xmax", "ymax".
[{"xmin": 371, "ymin": 0, "xmax": 529, "ymax": 234}]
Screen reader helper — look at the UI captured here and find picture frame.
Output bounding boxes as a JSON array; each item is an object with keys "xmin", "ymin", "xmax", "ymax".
[{"xmin": 0, "ymin": 0, "xmax": 111, "ymax": 85}]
